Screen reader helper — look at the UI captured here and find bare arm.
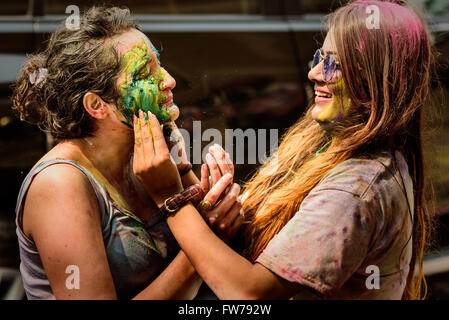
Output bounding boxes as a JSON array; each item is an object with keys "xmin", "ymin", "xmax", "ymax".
[
  {"xmin": 167, "ymin": 204, "xmax": 301, "ymax": 300},
  {"xmin": 133, "ymin": 250, "xmax": 202, "ymax": 300},
  {"xmin": 24, "ymin": 164, "xmax": 117, "ymax": 299}
]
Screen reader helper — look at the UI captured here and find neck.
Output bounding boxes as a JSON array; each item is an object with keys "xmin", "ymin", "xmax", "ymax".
[{"xmin": 72, "ymin": 129, "xmax": 134, "ymax": 185}]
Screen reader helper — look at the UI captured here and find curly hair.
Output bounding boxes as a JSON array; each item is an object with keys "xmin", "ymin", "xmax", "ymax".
[{"xmin": 11, "ymin": 6, "xmax": 139, "ymax": 139}]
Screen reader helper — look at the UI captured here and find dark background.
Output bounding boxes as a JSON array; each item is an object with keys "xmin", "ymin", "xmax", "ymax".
[{"xmin": 0, "ymin": 0, "xmax": 448, "ymax": 299}]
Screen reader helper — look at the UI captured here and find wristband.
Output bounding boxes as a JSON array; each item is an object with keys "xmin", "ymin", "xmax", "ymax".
[
  {"xmin": 160, "ymin": 183, "xmax": 204, "ymax": 217},
  {"xmin": 179, "ymin": 163, "xmax": 192, "ymax": 177}
]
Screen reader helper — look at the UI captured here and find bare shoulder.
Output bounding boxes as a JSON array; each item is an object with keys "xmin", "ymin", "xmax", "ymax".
[
  {"xmin": 27, "ymin": 162, "xmax": 94, "ymax": 201},
  {"xmin": 22, "ymin": 162, "xmax": 100, "ymax": 239}
]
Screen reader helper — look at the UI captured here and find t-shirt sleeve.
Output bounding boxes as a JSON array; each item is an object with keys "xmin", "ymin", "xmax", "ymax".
[{"xmin": 256, "ymin": 186, "xmax": 377, "ymax": 297}]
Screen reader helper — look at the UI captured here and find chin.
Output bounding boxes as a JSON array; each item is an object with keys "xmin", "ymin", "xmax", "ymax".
[
  {"xmin": 311, "ymin": 102, "xmax": 331, "ymax": 122},
  {"xmin": 310, "ymin": 103, "xmax": 338, "ymax": 131}
]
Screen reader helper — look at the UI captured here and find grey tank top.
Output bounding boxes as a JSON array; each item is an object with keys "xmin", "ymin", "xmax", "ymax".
[{"xmin": 15, "ymin": 159, "xmax": 180, "ymax": 300}]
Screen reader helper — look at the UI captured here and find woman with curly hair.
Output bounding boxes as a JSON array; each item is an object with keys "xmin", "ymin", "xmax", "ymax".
[
  {"xmin": 137, "ymin": 0, "xmax": 435, "ymax": 299},
  {"xmin": 12, "ymin": 6, "xmax": 242, "ymax": 299}
]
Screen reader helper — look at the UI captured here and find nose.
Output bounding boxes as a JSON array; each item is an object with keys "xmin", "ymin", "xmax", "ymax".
[
  {"xmin": 159, "ymin": 67, "xmax": 176, "ymax": 91},
  {"xmin": 308, "ymin": 60, "xmax": 324, "ymax": 84}
]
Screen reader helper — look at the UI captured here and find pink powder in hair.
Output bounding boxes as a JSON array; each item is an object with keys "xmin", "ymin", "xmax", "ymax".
[
  {"xmin": 352, "ymin": 1, "xmax": 424, "ymax": 47},
  {"xmin": 359, "ymin": 40, "xmax": 365, "ymax": 51}
]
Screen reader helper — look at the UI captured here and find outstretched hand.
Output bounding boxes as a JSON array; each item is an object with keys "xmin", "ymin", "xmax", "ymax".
[
  {"xmin": 198, "ymin": 144, "xmax": 243, "ymax": 242},
  {"xmin": 200, "ymin": 144, "xmax": 234, "ymax": 195}
]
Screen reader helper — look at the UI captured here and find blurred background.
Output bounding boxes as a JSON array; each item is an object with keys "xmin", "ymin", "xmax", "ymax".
[{"xmin": 0, "ymin": 0, "xmax": 448, "ymax": 300}]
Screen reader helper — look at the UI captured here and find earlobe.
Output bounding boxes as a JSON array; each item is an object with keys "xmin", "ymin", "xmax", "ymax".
[{"xmin": 83, "ymin": 92, "xmax": 109, "ymax": 119}]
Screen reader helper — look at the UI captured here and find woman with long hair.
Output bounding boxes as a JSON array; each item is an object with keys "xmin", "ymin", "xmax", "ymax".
[
  {"xmin": 12, "ymin": 6, "xmax": 242, "ymax": 299},
  {"xmin": 136, "ymin": 0, "xmax": 435, "ymax": 299}
]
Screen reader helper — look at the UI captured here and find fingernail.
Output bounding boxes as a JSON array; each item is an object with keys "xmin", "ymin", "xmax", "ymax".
[
  {"xmin": 225, "ymin": 173, "xmax": 232, "ymax": 179},
  {"xmin": 133, "ymin": 115, "xmax": 137, "ymax": 125},
  {"xmin": 139, "ymin": 109, "xmax": 144, "ymax": 117}
]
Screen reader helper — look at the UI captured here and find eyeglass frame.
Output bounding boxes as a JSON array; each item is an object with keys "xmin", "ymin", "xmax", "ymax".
[{"xmin": 310, "ymin": 48, "xmax": 341, "ymax": 83}]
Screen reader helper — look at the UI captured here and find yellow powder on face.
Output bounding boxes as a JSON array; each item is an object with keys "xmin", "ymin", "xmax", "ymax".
[{"xmin": 316, "ymin": 79, "xmax": 351, "ymax": 125}]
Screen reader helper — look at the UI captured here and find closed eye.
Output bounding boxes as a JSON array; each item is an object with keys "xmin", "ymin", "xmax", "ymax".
[{"xmin": 135, "ymin": 65, "xmax": 151, "ymax": 80}]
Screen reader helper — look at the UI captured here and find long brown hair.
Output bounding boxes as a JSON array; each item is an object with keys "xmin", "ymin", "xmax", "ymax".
[{"xmin": 242, "ymin": 0, "xmax": 434, "ymax": 299}]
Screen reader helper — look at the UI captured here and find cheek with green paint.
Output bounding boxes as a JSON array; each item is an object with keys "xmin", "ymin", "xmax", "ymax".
[
  {"xmin": 118, "ymin": 41, "xmax": 171, "ymax": 127},
  {"xmin": 120, "ymin": 73, "xmax": 171, "ymax": 126},
  {"xmin": 315, "ymin": 79, "xmax": 351, "ymax": 129}
]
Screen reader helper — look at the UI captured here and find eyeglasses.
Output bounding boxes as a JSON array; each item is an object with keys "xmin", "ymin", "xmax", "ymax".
[{"xmin": 310, "ymin": 49, "xmax": 340, "ymax": 83}]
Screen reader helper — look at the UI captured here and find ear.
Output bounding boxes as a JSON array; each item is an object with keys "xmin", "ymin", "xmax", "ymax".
[{"xmin": 83, "ymin": 92, "xmax": 109, "ymax": 119}]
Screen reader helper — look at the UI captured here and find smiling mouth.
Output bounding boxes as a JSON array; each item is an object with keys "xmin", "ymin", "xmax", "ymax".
[{"xmin": 315, "ymin": 90, "xmax": 332, "ymax": 98}]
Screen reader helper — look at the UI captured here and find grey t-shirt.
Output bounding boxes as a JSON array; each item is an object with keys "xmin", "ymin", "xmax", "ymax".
[{"xmin": 256, "ymin": 148, "xmax": 414, "ymax": 299}]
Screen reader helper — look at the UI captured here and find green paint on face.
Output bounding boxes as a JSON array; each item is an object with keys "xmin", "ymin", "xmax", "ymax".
[
  {"xmin": 316, "ymin": 79, "xmax": 351, "ymax": 126},
  {"xmin": 119, "ymin": 40, "xmax": 171, "ymax": 126}
]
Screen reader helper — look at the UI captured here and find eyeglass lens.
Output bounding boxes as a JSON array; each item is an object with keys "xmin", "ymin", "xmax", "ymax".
[
  {"xmin": 312, "ymin": 49, "xmax": 321, "ymax": 69},
  {"xmin": 323, "ymin": 54, "xmax": 336, "ymax": 82},
  {"xmin": 311, "ymin": 49, "xmax": 336, "ymax": 82}
]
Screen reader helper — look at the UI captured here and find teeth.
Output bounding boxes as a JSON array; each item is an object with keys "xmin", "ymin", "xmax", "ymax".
[{"xmin": 315, "ymin": 91, "xmax": 332, "ymax": 98}]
